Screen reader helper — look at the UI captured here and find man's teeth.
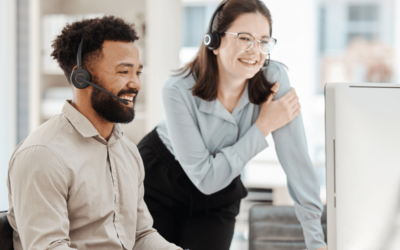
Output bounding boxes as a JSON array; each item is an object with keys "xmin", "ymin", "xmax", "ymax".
[
  {"xmin": 239, "ymin": 59, "xmax": 256, "ymax": 65},
  {"xmin": 121, "ymin": 96, "xmax": 134, "ymax": 102}
]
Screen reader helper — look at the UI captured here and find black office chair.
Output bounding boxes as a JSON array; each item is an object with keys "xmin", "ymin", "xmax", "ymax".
[
  {"xmin": 0, "ymin": 210, "xmax": 13, "ymax": 250},
  {"xmin": 249, "ymin": 205, "xmax": 327, "ymax": 250}
]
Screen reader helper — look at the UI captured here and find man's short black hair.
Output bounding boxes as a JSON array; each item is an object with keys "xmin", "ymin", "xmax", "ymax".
[{"xmin": 51, "ymin": 15, "xmax": 139, "ymax": 84}]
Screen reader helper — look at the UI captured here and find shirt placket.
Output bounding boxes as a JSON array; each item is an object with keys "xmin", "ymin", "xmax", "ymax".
[{"xmin": 108, "ymin": 145, "xmax": 127, "ymax": 250}]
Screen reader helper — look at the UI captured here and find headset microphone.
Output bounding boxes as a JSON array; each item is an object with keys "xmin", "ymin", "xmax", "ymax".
[{"xmin": 70, "ymin": 37, "xmax": 129, "ymax": 105}]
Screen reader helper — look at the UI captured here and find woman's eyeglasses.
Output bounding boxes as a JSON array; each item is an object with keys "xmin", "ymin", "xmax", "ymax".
[{"xmin": 224, "ymin": 32, "xmax": 277, "ymax": 55}]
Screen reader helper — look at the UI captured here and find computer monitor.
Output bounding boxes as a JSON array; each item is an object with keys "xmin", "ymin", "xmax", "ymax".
[{"xmin": 325, "ymin": 83, "xmax": 400, "ymax": 250}]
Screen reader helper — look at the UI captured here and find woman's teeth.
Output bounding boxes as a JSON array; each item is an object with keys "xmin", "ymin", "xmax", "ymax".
[{"xmin": 239, "ymin": 58, "xmax": 257, "ymax": 65}]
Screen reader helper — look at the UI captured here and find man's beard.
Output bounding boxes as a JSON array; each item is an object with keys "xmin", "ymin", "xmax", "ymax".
[{"xmin": 90, "ymin": 76, "xmax": 138, "ymax": 124}]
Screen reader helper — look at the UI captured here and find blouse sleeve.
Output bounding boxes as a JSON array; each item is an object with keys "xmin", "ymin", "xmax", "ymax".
[
  {"xmin": 266, "ymin": 62, "xmax": 326, "ymax": 250},
  {"xmin": 162, "ymin": 78, "xmax": 269, "ymax": 195}
]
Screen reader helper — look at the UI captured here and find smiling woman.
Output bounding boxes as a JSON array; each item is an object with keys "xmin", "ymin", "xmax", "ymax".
[
  {"xmin": 137, "ymin": 0, "xmax": 327, "ymax": 250},
  {"xmin": 180, "ymin": 0, "xmax": 275, "ymax": 104}
]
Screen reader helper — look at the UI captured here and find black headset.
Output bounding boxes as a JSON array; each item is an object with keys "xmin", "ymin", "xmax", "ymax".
[
  {"xmin": 70, "ymin": 38, "xmax": 128, "ymax": 105},
  {"xmin": 203, "ymin": 0, "xmax": 272, "ymax": 67},
  {"xmin": 203, "ymin": 0, "xmax": 229, "ymax": 50}
]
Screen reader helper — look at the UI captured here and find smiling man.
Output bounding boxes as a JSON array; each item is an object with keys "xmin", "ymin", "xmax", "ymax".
[{"xmin": 6, "ymin": 16, "xmax": 180, "ymax": 250}]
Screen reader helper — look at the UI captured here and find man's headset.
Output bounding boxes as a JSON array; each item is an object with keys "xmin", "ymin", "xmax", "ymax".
[
  {"xmin": 70, "ymin": 38, "xmax": 128, "ymax": 105},
  {"xmin": 203, "ymin": 0, "xmax": 272, "ymax": 68}
]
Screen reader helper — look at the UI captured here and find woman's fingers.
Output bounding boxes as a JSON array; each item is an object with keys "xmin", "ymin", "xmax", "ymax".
[
  {"xmin": 266, "ymin": 82, "xmax": 280, "ymax": 103},
  {"xmin": 279, "ymin": 88, "xmax": 297, "ymax": 105},
  {"xmin": 271, "ymin": 82, "xmax": 280, "ymax": 93},
  {"xmin": 292, "ymin": 102, "xmax": 301, "ymax": 117},
  {"xmin": 289, "ymin": 95, "xmax": 299, "ymax": 105}
]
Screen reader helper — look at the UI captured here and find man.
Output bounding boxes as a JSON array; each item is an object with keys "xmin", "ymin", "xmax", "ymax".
[{"xmin": 7, "ymin": 16, "xmax": 181, "ymax": 250}]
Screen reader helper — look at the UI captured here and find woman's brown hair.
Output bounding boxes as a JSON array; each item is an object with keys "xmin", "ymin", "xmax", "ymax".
[{"xmin": 177, "ymin": 0, "xmax": 276, "ymax": 105}]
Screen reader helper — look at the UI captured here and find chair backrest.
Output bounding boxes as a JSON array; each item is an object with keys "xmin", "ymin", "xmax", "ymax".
[
  {"xmin": 249, "ymin": 205, "xmax": 327, "ymax": 250},
  {"xmin": 0, "ymin": 210, "xmax": 13, "ymax": 250}
]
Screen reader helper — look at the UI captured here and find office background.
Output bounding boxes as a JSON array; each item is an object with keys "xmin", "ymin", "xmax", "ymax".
[{"xmin": 1, "ymin": 0, "xmax": 399, "ymax": 248}]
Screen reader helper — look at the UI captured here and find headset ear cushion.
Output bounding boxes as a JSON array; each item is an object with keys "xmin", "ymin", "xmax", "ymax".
[
  {"xmin": 204, "ymin": 32, "xmax": 213, "ymax": 47},
  {"xmin": 70, "ymin": 68, "xmax": 92, "ymax": 89},
  {"xmin": 208, "ymin": 31, "xmax": 221, "ymax": 50}
]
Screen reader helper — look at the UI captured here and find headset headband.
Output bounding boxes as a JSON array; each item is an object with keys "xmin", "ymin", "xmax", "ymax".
[
  {"xmin": 207, "ymin": 0, "xmax": 273, "ymax": 36},
  {"xmin": 77, "ymin": 38, "xmax": 83, "ymax": 69},
  {"xmin": 207, "ymin": 0, "xmax": 229, "ymax": 34}
]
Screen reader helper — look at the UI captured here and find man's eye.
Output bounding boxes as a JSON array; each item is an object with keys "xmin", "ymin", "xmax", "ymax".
[
  {"xmin": 119, "ymin": 71, "xmax": 128, "ymax": 74},
  {"xmin": 137, "ymin": 71, "xmax": 142, "ymax": 76}
]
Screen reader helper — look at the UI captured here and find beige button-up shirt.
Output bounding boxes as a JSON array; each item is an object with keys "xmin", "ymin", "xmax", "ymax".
[{"xmin": 7, "ymin": 101, "xmax": 179, "ymax": 250}]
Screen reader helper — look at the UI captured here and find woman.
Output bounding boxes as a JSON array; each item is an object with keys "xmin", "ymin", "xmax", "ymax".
[{"xmin": 138, "ymin": 0, "xmax": 327, "ymax": 250}]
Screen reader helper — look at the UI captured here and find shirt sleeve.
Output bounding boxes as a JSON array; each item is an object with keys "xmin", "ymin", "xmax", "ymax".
[
  {"xmin": 133, "ymin": 154, "xmax": 181, "ymax": 250},
  {"xmin": 267, "ymin": 63, "xmax": 326, "ymax": 250},
  {"xmin": 7, "ymin": 146, "xmax": 76, "ymax": 250},
  {"xmin": 162, "ymin": 81, "xmax": 269, "ymax": 195}
]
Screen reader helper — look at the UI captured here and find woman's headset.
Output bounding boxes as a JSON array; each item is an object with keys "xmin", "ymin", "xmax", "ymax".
[
  {"xmin": 203, "ymin": 0, "xmax": 229, "ymax": 50},
  {"xmin": 203, "ymin": 0, "xmax": 272, "ymax": 67}
]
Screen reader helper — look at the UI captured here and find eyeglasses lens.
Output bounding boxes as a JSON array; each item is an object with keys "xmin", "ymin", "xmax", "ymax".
[
  {"xmin": 237, "ymin": 33, "xmax": 275, "ymax": 54},
  {"xmin": 237, "ymin": 33, "xmax": 254, "ymax": 50}
]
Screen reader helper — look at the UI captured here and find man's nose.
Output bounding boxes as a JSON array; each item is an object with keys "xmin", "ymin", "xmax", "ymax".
[{"xmin": 128, "ymin": 78, "xmax": 141, "ymax": 91}]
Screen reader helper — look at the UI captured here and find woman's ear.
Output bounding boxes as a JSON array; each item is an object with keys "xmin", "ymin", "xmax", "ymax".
[{"xmin": 213, "ymin": 48, "xmax": 219, "ymax": 56}]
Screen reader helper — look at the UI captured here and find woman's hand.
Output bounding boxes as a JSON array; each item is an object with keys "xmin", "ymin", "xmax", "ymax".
[{"xmin": 255, "ymin": 82, "xmax": 301, "ymax": 137}]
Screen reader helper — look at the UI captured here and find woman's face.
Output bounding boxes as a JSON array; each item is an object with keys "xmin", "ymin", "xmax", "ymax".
[{"xmin": 214, "ymin": 12, "xmax": 270, "ymax": 81}]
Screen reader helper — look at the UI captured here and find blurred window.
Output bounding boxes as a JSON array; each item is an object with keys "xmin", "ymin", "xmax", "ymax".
[
  {"xmin": 180, "ymin": 3, "xmax": 217, "ymax": 66},
  {"xmin": 183, "ymin": 6, "xmax": 206, "ymax": 47},
  {"xmin": 347, "ymin": 4, "xmax": 379, "ymax": 43},
  {"xmin": 348, "ymin": 4, "xmax": 378, "ymax": 21}
]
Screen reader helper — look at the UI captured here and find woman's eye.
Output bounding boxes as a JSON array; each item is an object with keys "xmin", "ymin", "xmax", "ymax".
[
  {"xmin": 240, "ymin": 37, "xmax": 250, "ymax": 41},
  {"xmin": 119, "ymin": 71, "xmax": 128, "ymax": 74},
  {"xmin": 137, "ymin": 71, "xmax": 142, "ymax": 76},
  {"xmin": 261, "ymin": 41, "xmax": 269, "ymax": 45}
]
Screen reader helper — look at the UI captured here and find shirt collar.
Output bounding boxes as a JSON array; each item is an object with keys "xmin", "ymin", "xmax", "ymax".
[
  {"xmin": 62, "ymin": 100, "xmax": 123, "ymax": 140},
  {"xmin": 199, "ymin": 98, "xmax": 215, "ymax": 114},
  {"xmin": 198, "ymin": 82, "xmax": 250, "ymax": 114}
]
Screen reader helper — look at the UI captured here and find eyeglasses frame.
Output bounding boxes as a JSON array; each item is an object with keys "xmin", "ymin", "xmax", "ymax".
[{"xmin": 224, "ymin": 32, "xmax": 277, "ymax": 55}]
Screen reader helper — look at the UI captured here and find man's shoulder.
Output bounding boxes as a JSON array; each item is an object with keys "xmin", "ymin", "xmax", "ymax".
[
  {"xmin": 13, "ymin": 114, "xmax": 71, "ymax": 158},
  {"xmin": 119, "ymin": 135, "xmax": 144, "ymax": 175},
  {"xmin": 120, "ymin": 135, "xmax": 140, "ymax": 155}
]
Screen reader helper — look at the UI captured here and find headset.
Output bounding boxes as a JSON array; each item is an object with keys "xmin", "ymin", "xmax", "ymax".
[
  {"xmin": 70, "ymin": 38, "xmax": 128, "ymax": 105},
  {"xmin": 203, "ymin": 0, "xmax": 272, "ymax": 67},
  {"xmin": 203, "ymin": 0, "xmax": 228, "ymax": 51}
]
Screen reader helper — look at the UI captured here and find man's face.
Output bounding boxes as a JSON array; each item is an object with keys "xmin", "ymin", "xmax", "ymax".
[{"xmin": 90, "ymin": 40, "xmax": 142, "ymax": 124}]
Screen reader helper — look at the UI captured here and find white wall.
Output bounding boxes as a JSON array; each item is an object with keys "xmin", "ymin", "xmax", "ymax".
[
  {"xmin": 0, "ymin": 0, "xmax": 17, "ymax": 211},
  {"xmin": 259, "ymin": 0, "xmax": 320, "ymax": 160},
  {"xmin": 145, "ymin": 0, "xmax": 182, "ymax": 131},
  {"xmin": 262, "ymin": 0, "xmax": 318, "ymax": 99}
]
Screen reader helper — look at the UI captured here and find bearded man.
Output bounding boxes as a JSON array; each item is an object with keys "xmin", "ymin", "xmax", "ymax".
[{"xmin": 7, "ymin": 16, "xmax": 181, "ymax": 250}]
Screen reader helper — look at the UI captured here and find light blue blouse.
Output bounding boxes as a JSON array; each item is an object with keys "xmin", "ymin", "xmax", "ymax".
[{"xmin": 156, "ymin": 61, "xmax": 326, "ymax": 250}]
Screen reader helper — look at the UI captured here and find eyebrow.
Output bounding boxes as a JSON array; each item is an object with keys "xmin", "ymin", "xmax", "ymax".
[
  {"xmin": 116, "ymin": 63, "xmax": 144, "ymax": 69},
  {"xmin": 240, "ymin": 32, "xmax": 270, "ymax": 39}
]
